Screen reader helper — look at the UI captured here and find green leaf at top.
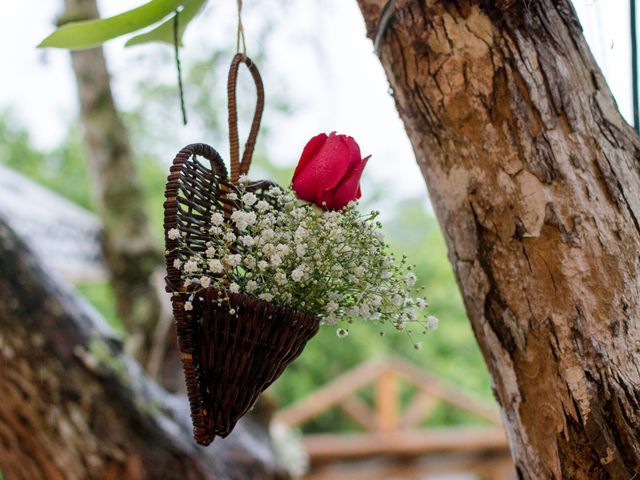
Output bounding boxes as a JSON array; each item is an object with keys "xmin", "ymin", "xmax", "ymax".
[
  {"xmin": 125, "ymin": 0, "xmax": 208, "ymax": 47},
  {"xmin": 38, "ymin": 0, "xmax": 185, "ymax": 50}
]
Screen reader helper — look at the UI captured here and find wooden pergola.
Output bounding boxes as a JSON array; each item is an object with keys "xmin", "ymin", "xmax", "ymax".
[{"xmin": 274, "ymin": 357, "xmax": 515, "ymax": 479}]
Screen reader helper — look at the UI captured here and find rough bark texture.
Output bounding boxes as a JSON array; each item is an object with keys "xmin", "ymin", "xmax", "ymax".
[
  {"xmin": 357, "ymin": 1, "xmax": 640, "ymax": 478},
  {"xmin": 60, "ymin": 0, "xmax": 165, "ymax": 368},
  {"xmin": 0, "ymin": 215, "xmax": 287, "ymax": 480}
]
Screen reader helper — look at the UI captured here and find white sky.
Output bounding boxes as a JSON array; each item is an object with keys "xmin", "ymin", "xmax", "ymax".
[{"xmin": 0, "ymin": 0, "xmax": 634, "ymax": 205}]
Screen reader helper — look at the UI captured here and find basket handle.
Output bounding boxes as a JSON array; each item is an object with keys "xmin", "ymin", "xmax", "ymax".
[{"xmin": 227, "ymin": 53, "xmax": 264, "ymax": 183}]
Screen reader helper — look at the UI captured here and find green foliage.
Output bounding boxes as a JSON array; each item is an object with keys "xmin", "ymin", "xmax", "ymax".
[
  {"xmin": 126, "ymin": 0, "xmax": 208, "ymax": 47},
  {"xmin": 0, "ymin": 113, "xmax": 93, "ymax": 209},
  {"xmin": 76, "ymin": 282, "xmax": 124, "ymax": 333},
  {"xmin": 38, "ymin": 0, "xmax": 204, "ymax": 50}
]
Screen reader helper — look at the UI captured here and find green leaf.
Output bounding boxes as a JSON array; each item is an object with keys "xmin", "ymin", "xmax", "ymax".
[
  {"xmin": 125, "ymin": 0, "xmax": 208, "ymax": 47},
  {"xmin": 38, "ymin": 0, "xmax": 185, "ymax": 50}
]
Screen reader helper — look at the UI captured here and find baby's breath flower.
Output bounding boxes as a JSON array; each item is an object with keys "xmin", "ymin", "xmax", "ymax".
[
  {"xmin": 426, "ymin": 316, "xmax": 439, "ymax": 330},
  {"xmin": 291, "ymin": 267, "xmax": 305, "ymax": 282},
  {"xmin": 270, "ymin": 254, "xmax": 282, "ymax": 267},
  {"xmin": 246, "ymin": 280, "xmax": 258, "ymax": 293},
  {"xmin": 231, "ymin": 210, "xmax": 257, "ymax": 230},
  {"xmin": 172, "ymin": 185, "xmax": 436, "ymax": 340},
  {"xmin": 244, "ymin": 256, "xmax": 257, "ymax": 269},
  {"xmin": 238, "ymin": 173, "xmax": 250, "ymax": 185},
  {"xmin": 242, "ymin": 192, "xmax": 258, "ymax": 206},
  {"xmin": 256, "ymin": 200, "xmax": 270, "ymax": 212},
  {"xmin": 211, "ymin": 212, "xmax": 224, "ymax": 226},
  {"xmin": 241, "ymin": 235, "xmax": 256, "ymax": 247},
  {"xmin": 184, "ymin": 301, "xmax": 193, "ymax": 311},
  {"xmin": 326, "ymin": 301, "xmax": 339, "ymax": 313},
  {"xmin": 404, "ymin": 272, "xmax": 417, "ymax": 287},
  {"xmin": 183, "ymin": 259, "xmax": 199, "ymax": 273},
  {"xmin": 224, "ymin": 254, "xmax": 242, "ymax": 268},
  {"xmin": 267, "ymin": 186, "xmax": 282, "ymax": 196},
  {"xmin": 336, "ymin": 328, "xmax": 349, "ymax": 338},
  {"xmin": 209, "ymin": 259, "xmax": 224, "ymax": 273},
  {"xmin": 324, "ymin": 314, "xmax": 337, "ymax": 325},
  {"xmin": 275, "ymin": 272, "xmax": 287, "ymax": 285}
]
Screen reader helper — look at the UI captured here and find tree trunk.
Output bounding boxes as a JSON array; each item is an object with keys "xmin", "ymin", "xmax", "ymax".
[
  {"xmin": 60, "ymin": 0, "xmax": 166, "ymax": 370},
  {"xmin": 357, "ymin": 1, "xmax": 640, "ymax": 478},
  {"xmin": 0, "ymin": 215, "xmax": 287, "ymax": 480}
]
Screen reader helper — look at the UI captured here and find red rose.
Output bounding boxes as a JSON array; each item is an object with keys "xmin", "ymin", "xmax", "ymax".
[{"xmin": 291, "ymin": 132, "xmax": 370, "ymax": 211}]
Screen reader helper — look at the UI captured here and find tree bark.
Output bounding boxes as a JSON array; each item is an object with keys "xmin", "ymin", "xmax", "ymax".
[
  {"xmin": 357, "ymin": 1, "xmax": 640, "ymax": 478},
  {"xmin": 0, "ymin": 215, "xmax": 287, "ymax": 480},
  {"xmin": 60, "ymin": 0, "xmax": 166, "ymax": 370}
]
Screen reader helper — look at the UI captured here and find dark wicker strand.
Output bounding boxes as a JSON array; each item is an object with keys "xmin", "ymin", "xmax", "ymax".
[{"xmin": 227, "ymin": 54, "xmax": 265, "ymax": 182}]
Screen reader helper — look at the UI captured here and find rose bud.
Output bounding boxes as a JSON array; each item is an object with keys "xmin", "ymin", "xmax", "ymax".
[{"xmin": 291, "ymin": 132, "xmax": 370, "ymax": 211}]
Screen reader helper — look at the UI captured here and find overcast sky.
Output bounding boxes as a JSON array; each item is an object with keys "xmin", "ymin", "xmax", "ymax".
[{"xmin": 0, "ymin": 0, "xmax": 634, "ymax": 206}]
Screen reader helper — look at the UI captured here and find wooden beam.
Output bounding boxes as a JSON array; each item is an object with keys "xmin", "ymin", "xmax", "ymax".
[
  {"xmin": 376, "ymin": 370, "xmax": 398, "ymax": 431},
  {"xmin": 275, "ymin": 356, "xmax": 502, "ymax": 429},
  {"xmin": 400, "ymin": 390, "xmax": 438, "ymax": 429},
  {"xmin": 301, "ymin": 427, "xmax": 509, "ymax": 462},
  {"xmin": 303, "ymin": 452, "xmax": 514, "ymax": 480},
  {"xmin": 339, "ymin": 397, "xmax": 376, "ymax": 431},
  {"xmin": 387, "ymin": 358, "xmax": 502, "ymax": 425},
  {"xmin": 274, "ymin": 360, "xmax": 387, "ymax": 427}
]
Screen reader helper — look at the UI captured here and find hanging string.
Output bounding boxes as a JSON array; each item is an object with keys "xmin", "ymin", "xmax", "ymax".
[
  {"xmin": 174, "ymin": 8, "xmax": 188, "ymax": 126},
  {"xmin": 631, "ymin": 0, "xmax": 639, "ymax": 132},
  {"xmin": 236, "ymin": 0, "xmax": 247, "ymax": 55}
]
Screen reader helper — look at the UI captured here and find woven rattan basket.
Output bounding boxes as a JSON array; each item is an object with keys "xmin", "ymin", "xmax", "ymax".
[{"xmin": 163, "ymin": 56, "xmax": 319, "ymax": 446}]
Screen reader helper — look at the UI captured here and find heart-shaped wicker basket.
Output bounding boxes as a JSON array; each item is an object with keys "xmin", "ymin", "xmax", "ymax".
[{"xmin": 163, "ymin": 55, "xmax": 319, "ymax": 445}]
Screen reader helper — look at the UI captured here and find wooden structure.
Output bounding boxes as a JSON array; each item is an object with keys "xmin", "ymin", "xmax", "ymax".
[{"xmin": 275, "ymin": 357, "xmax": 514, "ymax": 479}]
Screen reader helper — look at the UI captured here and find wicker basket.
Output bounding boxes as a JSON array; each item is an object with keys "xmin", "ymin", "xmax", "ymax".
[{"xmin": 163, "ymin": 56, "xmax": 319, "ymax": 445}]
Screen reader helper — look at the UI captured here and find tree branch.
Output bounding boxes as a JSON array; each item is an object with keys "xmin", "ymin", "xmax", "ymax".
[{"xmin": 0, "ymin": 214, "xmax": 287, "ymax": 479}]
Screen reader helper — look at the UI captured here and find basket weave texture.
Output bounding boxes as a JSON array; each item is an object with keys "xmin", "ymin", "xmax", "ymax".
[
  {"xmin": 164, "ymin": 140, "xmax": 319, "ymax": 445},
  {"xmin": 164, "ymin": 55, "xmax": 320, "ymax": 445}
]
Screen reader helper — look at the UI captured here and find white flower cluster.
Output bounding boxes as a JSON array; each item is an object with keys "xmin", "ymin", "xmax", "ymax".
[{"xmin": 170, "ymin": 184, "xmax": 437, "ymax": 337}]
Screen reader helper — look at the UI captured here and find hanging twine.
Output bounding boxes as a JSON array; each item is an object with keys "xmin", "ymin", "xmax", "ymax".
[
  {"xmin": 174, "ymin": 8, "xmax": 188, "ymax": 125},
  {"xmin": 236, "ymin": 0, "xmax": 247, "ymax": 55}
]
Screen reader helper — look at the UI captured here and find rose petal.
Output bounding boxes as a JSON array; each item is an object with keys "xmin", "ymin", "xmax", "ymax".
[
  {"xmin": 292, "ymin": 133, "xmax": 327, "ymax": 180},
  {"xmin": 292, "ymin": 132, "xmax": 352, "ymax": 205},
  {"xmin": 343, "ymin": 135, "xmax": 362, "ymax": 170},
  {"xmin": 325, "ymin": 155, "xmax": 370, "ymax": 210}
]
